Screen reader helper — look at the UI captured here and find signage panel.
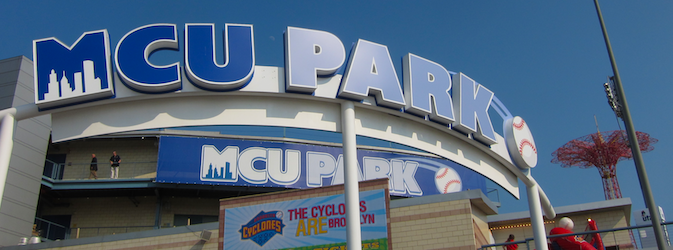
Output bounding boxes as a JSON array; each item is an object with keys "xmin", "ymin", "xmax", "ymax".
[
  {"xmin": 31, "ymin": 22, "xmax": 536, "ymax": 198},
  {"xmin": 224, "ymin": 189, "xmax": 388, "ymax": 250},
  {"xmin": 633, "ymin": 207, "xmax": 671, "ymax": 248},
  {"xmin": 156, "ymin": 136, "xmax": 486, "ymax": 197},
  {"xmin": 32, "ymin": 24, "xmax": 531, "ymax": 147}
]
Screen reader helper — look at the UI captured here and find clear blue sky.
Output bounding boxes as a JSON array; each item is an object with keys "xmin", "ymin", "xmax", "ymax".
[{"xmin": 2, "ymin": 1, "xmax": 672, "ymax": 225}]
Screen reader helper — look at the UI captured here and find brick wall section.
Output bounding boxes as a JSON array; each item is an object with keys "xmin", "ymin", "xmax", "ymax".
[
  {"xmin": 52, "ymin": 138, "xmax": 158, "ymax": 180},
  {"xmin": 218, "ymin": 179, "xmax": 390, "ymax": 250},
  {"xmin": 160, "ymin": 196, "xmax": 219, "ymax": 227},
  {"xmin": 390, "ymin": 199, "xmax": 475, "ymax": 250}
]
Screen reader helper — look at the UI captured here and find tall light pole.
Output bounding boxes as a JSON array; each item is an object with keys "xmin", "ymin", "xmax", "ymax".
[{"xmin": 593, "ymin": 1, "xmax": 668, "ymax": 249}]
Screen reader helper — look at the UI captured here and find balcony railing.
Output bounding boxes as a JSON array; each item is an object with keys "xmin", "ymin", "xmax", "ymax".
[
  {"xmin": 33, "ymin": 217, "xmax": 156, "ymax": 241},
  {"xmin": 34, "ymin": 217, "xmax": 69, "ymax": 241},
  {"xmin": 481, "ymin": 221, "xmax": 673, "ymax": 250},
  {"xmin": 71, "ymin": 226, "xmax": 156, "ymax": 239},
  {"xmin": 43, "ymin": 159, "xmax": 158, "ymax": 180}
]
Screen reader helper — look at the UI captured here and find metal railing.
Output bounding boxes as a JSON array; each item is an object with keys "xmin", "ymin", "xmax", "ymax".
[
  {"xmin": 34, "ymin": 217, "xmax": 69, "ymax": 241},
  {"xmin": 71, "ymin": 226, "xmax": 156, "ymax": 239},
  {"xmin": 487, "ymin": 188, "xmax": 500, "ymax": 204},
  {"xmin": 481, "ymin": 221, "xmax": 673, "ymax": 250},
  {"xmin": 44, "ymin": 161, "xmax": 158, "ymax": 180},
  {"xmin": 35, "ymin": 216, "xmax": 158, "ymax": 240}
]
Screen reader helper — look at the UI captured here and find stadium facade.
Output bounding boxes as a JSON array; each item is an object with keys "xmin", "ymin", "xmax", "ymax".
[{"xmin": 0, "ymin": 23, "xmax": 559, "ymax": 249}]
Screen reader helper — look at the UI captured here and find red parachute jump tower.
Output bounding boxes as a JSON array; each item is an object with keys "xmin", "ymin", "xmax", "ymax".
[
  {"xmin": 552, "ymin": 130, "xmax": 656, "ymax": 249},
  {"xmin": 551, "ymin": 130, "xmax": 657, "ymax": 200}
]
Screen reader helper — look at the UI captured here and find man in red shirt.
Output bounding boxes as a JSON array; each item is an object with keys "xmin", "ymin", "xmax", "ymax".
[{"xmin": 549, "ymin": 217, "xmax": 596, "ymax": 250}]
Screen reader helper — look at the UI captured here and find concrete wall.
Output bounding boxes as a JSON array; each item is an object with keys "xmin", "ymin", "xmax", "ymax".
[
  {"xmin": 472, "ymin": 207, "xmax": 493, "ymax": 247},
  {"xmin": 43, "ymin": 230, "xmax": 220, "ymax": 250},
  {"xmin": 11, "ymin": 186, "xmax": 497, "ymax": 250},
  {"xmin": 29, "ymin": 182, "xmax": 500, "ymax": 250},
  {"xmin": 2, "ymin": 222, "xmax": 219, "ymax": 250},
  {"xmin": 490, "ymin": 199, "xmax": 634, "ymax": 250},
  {"xmin": 40, "ymin": 196, "xmax": 219, "ymax": 239},
  {"xmin": 490, "ymin": 220, "xmax": 555, "ymax": 249},
  {"xmin": 160, "ymin": 197, "xmax": 219, "ymax": 228},
  {"xmin": 40, "ymin": 196, "xmax": 157, "ymax": 239},
  {"xmin": 558, "ymin": 210, "xmax": 632, "ymax": 249},
  {"xmin": 0, "ymin": 56, "xmax": 51, "ymax": 247}
]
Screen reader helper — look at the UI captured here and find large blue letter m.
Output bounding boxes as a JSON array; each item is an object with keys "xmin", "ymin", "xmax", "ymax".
[{"xmin": 33, "ymin": 30, "xmax": 114, "ymax": 110}]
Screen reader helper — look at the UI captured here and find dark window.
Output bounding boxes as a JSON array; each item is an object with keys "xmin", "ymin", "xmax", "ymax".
[{"xmin": 173, "ymin": 214, "xmax": 218, "ymax": 226}]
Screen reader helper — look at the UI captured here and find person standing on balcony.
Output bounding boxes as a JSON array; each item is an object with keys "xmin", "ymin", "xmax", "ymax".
[
  {"xmin": 110, "ymin": 151, "xmax": 121, "ymax": 179},
  {"xmin": 89, "ymin": 154, "xmax": 98, "ymax": 180}
]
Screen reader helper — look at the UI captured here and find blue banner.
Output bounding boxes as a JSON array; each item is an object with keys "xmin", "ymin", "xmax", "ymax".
[{"xmin": 157, "ymin": 136, "xmax": 486, "ymax": 197}]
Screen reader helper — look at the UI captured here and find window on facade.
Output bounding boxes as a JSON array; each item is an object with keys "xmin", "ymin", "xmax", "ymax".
[{"xmin": 173, "ymin": 214, "xmax": 218, "ymax": 227}]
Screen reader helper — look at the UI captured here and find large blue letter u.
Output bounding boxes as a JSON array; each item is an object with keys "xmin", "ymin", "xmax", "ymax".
[{"xmin": 185, "ymin": 23, "xmax": 255, "ymax": 91}]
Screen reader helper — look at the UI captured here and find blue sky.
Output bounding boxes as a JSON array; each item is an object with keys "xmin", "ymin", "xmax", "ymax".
[{"xmin": 2, "ymin": 1, "xmax": 672, "ymax": 227}]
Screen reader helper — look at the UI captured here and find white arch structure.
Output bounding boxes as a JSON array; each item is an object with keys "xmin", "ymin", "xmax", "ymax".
[{"xmin": 0, "ymin": 66, "xmax": 555, "ymax": 250}]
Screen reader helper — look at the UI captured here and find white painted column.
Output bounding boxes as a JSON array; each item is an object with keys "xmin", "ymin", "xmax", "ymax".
[
  {"xmin": 341, "ymin": 101, "xmax": 362, "ymax": 250},
  {"xmin": 0, "ymin": 114, "xmax": 16, "ymax": 209},
  {"xmin": 527, "ymin": 180, "xmax": 549, "ymax": 250},
  {"xmin": 535, "ymin": 180, "xmax": 556, "ymax": 220}
]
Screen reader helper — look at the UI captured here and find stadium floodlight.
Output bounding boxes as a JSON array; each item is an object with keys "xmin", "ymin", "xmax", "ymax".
[
  {"xmin": 603, "ymin": 77, "xmax": 622, "ymax": 118},
  {"xmin": 594, "ymin": 0, "xmax": 667, "ymax": 249}
]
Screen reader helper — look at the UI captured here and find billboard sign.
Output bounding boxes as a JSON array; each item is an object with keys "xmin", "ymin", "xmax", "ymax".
[
  {"xmin": 633, "ymin": 207, "xmax": 671, "ymax": 248},
  {"xmin": 223, "ymin": 189, "xmax": 388, "ymax": 249},
  {"xmin": 157, "ymin": 136, "xmax": 486, "ymax": 197},
  {"xmin": 30, "ymin": 23, "xmax": 538, "ymax": 148},
  {"xmin": 30, "ymin": 23, "xmax": 538, "ymax": 198}
]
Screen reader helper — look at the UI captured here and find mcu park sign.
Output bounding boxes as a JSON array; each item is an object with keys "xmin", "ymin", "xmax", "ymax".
[
  {"xmin": 32, "ymin": 23, "xmax": 538, "ymax": 171},
  {"xmin": 0, "ymin": 22, "xmax": 558, "ymax": 249}
]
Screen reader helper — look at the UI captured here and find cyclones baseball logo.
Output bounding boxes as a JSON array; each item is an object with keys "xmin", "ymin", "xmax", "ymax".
[{"xmin": 239, "ymin": 210, "xmax": 285, "ymax": 247}]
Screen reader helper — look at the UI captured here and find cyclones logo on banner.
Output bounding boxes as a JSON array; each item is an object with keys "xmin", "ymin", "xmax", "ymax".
[{"xmin": 239, "ymin": 211, "xmax": 285, "ymax": 246}]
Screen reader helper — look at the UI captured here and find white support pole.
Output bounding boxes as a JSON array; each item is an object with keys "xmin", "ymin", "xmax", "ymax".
[
  {"xmin": 526, "ymin": 181, "xmax": 549, "ymax": 250},
  {"xmin": 340, "ymin": 101, "xmax": 362, "ymax": 250},
  {"xmin": 534, "ymin": 179, "xmax": 556, "ymax": 220},
  {"xmin": 0, "ymin": 114, "xmax": 17, "ymax": 209}
]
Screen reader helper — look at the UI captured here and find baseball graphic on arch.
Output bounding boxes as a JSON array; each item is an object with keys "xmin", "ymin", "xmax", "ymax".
[
  {"xmin": 435, "ymin": 167, "xmax": 462, "ymax": 194},
  {"xmin": 504, "ymin": 116, "xmax": 538, "ymax": 169}
]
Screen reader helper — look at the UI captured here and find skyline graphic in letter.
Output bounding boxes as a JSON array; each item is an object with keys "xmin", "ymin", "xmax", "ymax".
[{"xmin": 33, "ymin": 30, "xmax": 114, "ymax": 109}]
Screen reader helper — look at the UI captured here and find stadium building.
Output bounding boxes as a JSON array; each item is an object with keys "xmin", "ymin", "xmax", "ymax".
[{"xmin": 0, "ymin": 23, "xmax": 616, "ymax": 250}]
